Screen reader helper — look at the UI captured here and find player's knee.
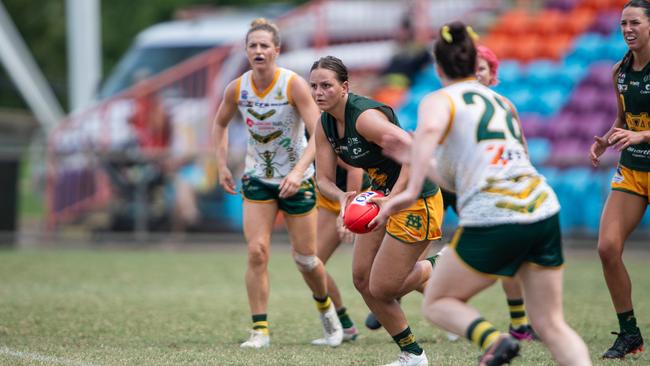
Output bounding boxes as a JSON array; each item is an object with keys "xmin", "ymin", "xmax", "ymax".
[
  {"xmin": 597, "ymin": 239, "xmax": 623, "ymax": 263},
  {"xmin": 369, "ymin": 281, "xmax": 399, "ymax": 301},
  {"xmin": 293, "ymin": 252, "xmax": 320, "ymax": 272},
  {"xmin": 352, "ymin": 271, "xmax": 370, "ymax": 296},
  {"xmin": 421, "ymin": 298, "xmax": 445, "ymax": 325},
  {"xmin": 247, "ymin": 243, "xmax": 269, "ymax": 268}
]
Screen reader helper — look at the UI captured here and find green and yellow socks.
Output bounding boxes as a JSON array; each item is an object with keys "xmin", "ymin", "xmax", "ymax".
[
  {"xmin": 252, "ymin": 314, "xmax": 269, "ymax": 335},
  {"xmin": 392, "ymin": 326, "xmax": 424, "ymax": 355},
  {"xmin": 507, "ymin": 298, "xmax": 529, "ymax": 328},
  {"xmin": 467, "ymin": 317, "xmax": 501, "ymax": 351}
]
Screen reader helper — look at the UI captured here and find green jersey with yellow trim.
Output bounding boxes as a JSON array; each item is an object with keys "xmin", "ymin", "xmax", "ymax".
[
  {"xmin": 321, "ymin": 93, "xmax": 437, "ymax": 197},
  {"xmin": 617, "ymin": 58, "xmax": 650, "ymax": 171}
]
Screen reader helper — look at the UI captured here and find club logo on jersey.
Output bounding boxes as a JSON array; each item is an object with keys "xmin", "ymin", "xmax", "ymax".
[
  {"xmin": 274, "ymin": 89, "xmax": 284, "ymax": 101},
  {"xmin": 241, "ymin": 90, "xmax": 248, "ymax": 100}
]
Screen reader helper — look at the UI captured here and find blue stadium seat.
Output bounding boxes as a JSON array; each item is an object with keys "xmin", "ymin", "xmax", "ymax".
[{"xmin": 527, "ymin": 138, "xmax": 551, "ymax": 165}]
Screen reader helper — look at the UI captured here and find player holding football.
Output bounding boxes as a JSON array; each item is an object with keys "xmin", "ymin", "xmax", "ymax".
[{"xmin": 310, "ymin": 55, "xmax": 443, "ymax": 366}]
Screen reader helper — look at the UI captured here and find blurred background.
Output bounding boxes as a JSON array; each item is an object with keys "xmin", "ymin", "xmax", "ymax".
[{"xmin": 1, "ymin": 0, "xmax": 648, "ymax": 247}]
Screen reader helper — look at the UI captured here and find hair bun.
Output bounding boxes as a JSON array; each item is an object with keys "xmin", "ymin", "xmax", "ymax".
[
  {"xmin": 250, "ymin": 18, "xmax": 269, "ymax": 27},
  {"xmin": 447, "ymin": 21, "xmax": 468, "ymax": 43}
]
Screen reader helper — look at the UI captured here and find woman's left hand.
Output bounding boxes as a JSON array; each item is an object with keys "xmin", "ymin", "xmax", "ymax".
[
  {"xmin": 609, "ymin": 128, "xmax": 646, "ymax": 151},
  {"xmin": 279, "ymin": 169, "xmax": 303, "ymax": 198},
  {"xmin": 366, "ymin": 195, "xmax": 392, "ymax": 231},
  {"xmin": 368, "ymin": 191, "xmax": 418, "ymax": 230}
]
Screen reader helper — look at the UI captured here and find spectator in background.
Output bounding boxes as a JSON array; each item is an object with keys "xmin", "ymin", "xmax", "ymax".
[
  {"xmin": 590, "ymin": 0, "xmax": 650, "ymax": 360},
  {"xmin": 373, "ymin": 15, "xmax": 432, "ymax": 109}
]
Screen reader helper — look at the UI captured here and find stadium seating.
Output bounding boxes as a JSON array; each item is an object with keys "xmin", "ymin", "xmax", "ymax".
[{"xmin": 400, "ymin": 0, "xmax": 650, "ymax": 234}]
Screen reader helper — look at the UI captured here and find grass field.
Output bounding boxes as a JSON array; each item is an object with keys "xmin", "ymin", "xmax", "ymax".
[{"xmin": 0, "ymin": 244, "xmax": 648, "ymax": 365}]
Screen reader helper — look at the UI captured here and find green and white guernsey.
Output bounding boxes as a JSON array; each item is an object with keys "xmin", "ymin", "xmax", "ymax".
[
  {"xmin": 616, "ymin": 57, "xmax": 650, "ymax": 171},
  {"xmin": 320, "ymin": 93, "xmax": 438, "ymax": 197},
  {"xmin": 433, "ymin": 80, "xmax": 560, "ymax": 227},
  {"xmin": 236, "ymin": 67, "xmax": 313, "ymax": 184}
]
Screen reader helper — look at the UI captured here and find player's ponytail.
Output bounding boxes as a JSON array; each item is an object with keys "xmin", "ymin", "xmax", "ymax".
[{"xmin": 434, "ymin": 21, "xmax": 478, "ymax": 80}]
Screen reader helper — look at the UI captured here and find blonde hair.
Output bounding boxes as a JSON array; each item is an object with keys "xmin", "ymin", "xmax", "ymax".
[{"xmin": 246, "ymin": 18, "xmax": 281, "ymax": 47}]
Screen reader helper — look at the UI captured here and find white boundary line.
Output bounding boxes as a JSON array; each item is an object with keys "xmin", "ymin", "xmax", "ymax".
[{"xmin": 0, "ymin": 346, "xmax": 99, "ymax": 366}]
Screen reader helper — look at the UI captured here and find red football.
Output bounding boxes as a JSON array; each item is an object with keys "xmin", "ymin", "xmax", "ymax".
[{"xmin": 343, "ymin": 191, "xmax": 384, "ymax": 234}]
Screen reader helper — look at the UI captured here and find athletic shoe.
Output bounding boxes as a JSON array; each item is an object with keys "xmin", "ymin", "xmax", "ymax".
[
  {"xmin": 477, "ymin": 334, "xmax": 520, "ymax": 366},
  {"xmin": 508, "ymin": 324, "xmax": 539, "ymax": 341},
  {"xmin": 240, "ymin": 329, "xmax": 270, "ymax": 348},
  {"xmin": 446, "ymin": 332, "xmax": 460, "ymax": 342},
  {"xmin": 602, "ymin": 330, "xmax": 644, "ymax": 359},
  {"xmin": 365, "ymin": 312, "xmax": 382, "ymax": 330},
  {"xmin": 311, "ymin": 303, "xmax": 343, "ymax": 347},
  {"xmin": 383, "ymin": 351, "xmax": 428, "ymax": 366},
  {"xmin": 343, "ymin": 326, "xmax": 359, "ymax": 342}
]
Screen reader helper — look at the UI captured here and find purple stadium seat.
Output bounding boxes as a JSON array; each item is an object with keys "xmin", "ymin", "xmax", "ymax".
[
  {"xmin": 588, "ymin": 11, "xmax": 619, "ymax": 35},
  {"xmin": 546, "ymin": 0, "xmax": 579, "ymax": 12},
  {"xmin": 521, "ymin": 114, "xmax": 548, "ymax": 138}
]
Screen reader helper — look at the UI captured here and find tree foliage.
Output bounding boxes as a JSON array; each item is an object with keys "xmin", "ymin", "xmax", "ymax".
[{"xmin": 0, "ymin": 0, "xmax": 305, "ymax": 111}]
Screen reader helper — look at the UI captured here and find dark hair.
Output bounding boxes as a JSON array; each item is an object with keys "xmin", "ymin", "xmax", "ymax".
[
  {"xmin": 310, "ymin": 56, "xmax": 349, "ymax": 83},
  {"xmin": 246, "ymin": 18, "xmax": 281, "ymax": 47},
  {"xmin": 433, "ymin": 21, "xmax": 477, "ymax": 80},
  {"xmin": 618, "ymin": 1, "xmax": 650, "ymax": 71}
]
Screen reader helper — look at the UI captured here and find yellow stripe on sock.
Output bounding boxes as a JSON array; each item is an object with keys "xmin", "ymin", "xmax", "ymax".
[
  {"xmin": 470, "ymin": 321, "xmax": 493, "ymax": 344},
  {"xmin": 398, "ymin": 334, "xmax": 416, "ymax": 348},
  {"xmin": 315, "ymin": 297, "xmax": 332, "ymax": 313},
  {"xmin": 511, "ymin": 316, "xmax": 529, "ymax": 327},
  {"xmin": 253, "ymin": 321, "xmax": 269, "ymax": 335},
  {"xmin": 483, "ymin": 331, "xmax": 501, "ymax": 351},
  {"xmin": 509, "ymin": 304, "xmax": 525, "ymax": 312}
]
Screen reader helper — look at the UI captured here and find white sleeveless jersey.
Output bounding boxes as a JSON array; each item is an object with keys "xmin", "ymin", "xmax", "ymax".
[
  {"xmin": 236, "ymin": 67, "xmax": 313, "ymax": 184},
  {"xmin": 433, "ymin": 80, "xmax": 559, "ymax": 226}
]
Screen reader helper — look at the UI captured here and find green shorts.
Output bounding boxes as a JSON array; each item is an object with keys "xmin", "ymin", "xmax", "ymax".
[
  {"xmin": 240, "ymin": 174, "xmax": 316, "ymax": 215},
  {"xmin": 450, "ymin": 213, "xmax": 563, "ymax": 277}
]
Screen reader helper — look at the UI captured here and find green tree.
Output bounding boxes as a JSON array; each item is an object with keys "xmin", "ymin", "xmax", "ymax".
[{"xmin": 0, "ymin": 0, "xmax": 305, "ymax": 111}]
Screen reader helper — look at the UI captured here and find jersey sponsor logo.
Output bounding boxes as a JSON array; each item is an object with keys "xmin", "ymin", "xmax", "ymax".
[
  {"xmin": 630, "ymin": 81, "xmax": 640, "ymax": 87},
  {"xmin": 352, "ymin": 147, "xmax": 362, "ymax": 155},
  {"xmin": 618, "ymin": 84, "xmax": 628, "ymax": 92},
  {"xmin": 645, "ymin": 84, "xmax": 650, "ymax": 91},
  {"xmin": 644, "ymin": 75, "xmax": 650, "ymax": 82}
]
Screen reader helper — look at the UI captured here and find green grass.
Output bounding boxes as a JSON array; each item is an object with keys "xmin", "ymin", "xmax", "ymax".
[{"xmin": 0, "ymin": 246, "xmax": 648, "ymax": 365}]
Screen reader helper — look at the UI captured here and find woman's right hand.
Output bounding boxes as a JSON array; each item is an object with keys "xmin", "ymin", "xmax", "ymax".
[
  {"xmin": 218, "ymin": 166, "xmax": 237, "ymax": 194},
  {"xmin": 589, "ymin": 135, "xmax": 609, "ymax": 167}
]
